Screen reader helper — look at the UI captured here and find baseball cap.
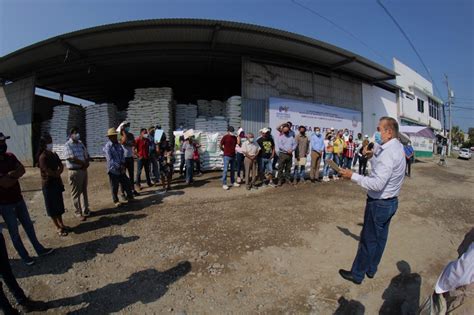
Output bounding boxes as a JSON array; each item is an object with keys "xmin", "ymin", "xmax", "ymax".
[
  {"xmin": 0, "ymin": 132, "xmax": 10, "ymax": 141},
  {"xmin": 261, "ymin": 127, "xmax": 270, "ymax": 133},
  {"xmin": 330, "ymin": 127, "xmax": 335, "ymax": 131},
  {"xmin": 364, "ymin": 134, "xmax": 369, "ymax": 138}
]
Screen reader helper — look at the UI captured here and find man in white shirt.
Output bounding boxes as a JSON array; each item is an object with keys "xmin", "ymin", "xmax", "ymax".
[
  {"xmin": 338, "ymin": 117, "xmax": 406, "ymax": 284},
  {"xmin": 419, "ymin": 228, "xmax": 474, "ymax": 314},
  {"xmin": 241, "ymin": 133, "xmax": 261, "ymax": 190}
]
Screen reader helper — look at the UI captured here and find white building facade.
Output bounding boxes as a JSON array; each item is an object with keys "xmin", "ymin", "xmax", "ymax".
[
  {"xmin": 393, "ymin": 58, "xmax": 443, "ymax": 131},
  {"xmin": 362, "ymin": 83, "xmax": 398, "ymax": 137}
]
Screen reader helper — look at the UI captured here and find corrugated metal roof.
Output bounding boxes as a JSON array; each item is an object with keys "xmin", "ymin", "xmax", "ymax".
[{"xmin": 0, "ymin": 19, "xmax": 396, "ymax": 102}]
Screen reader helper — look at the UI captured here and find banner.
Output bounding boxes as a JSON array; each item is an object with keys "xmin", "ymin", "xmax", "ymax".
[{"xmin": 269, "ymin": 97, "xmax": 362, "ymax": 150}]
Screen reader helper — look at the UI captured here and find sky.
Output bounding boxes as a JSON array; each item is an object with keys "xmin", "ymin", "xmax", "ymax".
[{"xmin": 0, "ymin": 0, "xmax": 473, "ymax": 131}]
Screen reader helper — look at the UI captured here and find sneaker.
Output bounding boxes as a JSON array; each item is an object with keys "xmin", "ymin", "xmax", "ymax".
[
  {"xmin": 114, "ymin": 202, "xmax": 123, "ymax": 207},
  {"xmin": 83, "ymin": 209, "xmax": 91, "ymax": 217},
  {"xmin": 269, "ymin": 182, "xmax": 277, "ymax": 188},
  {"xmin": 24, "ymin": 258, "xmax": 35, "ymax": 266},
  {"xmin": 133, "ymin": 190, "xmax": 140, "ymax": 196},
  {"xmin": 246, "ymin": 186, "xmax": 251, "ymax": 191},
  {"xmin": 333, "ymin": 176, "xmax": 339, "ymax": 181},
  {"xmin": 251, "ymin": 186, "xmax": 259, "ymax": 190},
  {"xmin": 223, "ymin": 185, "xmax": 230, "ymax": 190},
  {"xmin": 74, "ymin": 210, "xmax": 82, "ymax": 218},
  {"xmin": 323, "ymin": 176, "xmax": 330, "ymax": 182},
  {"xmin": 237, "ymin": 177, "xmax": 242, "ymax": 184},
  {"xmin": 233, "ymin": 182, "xmax": 241, "ymax": 187},
  {"xmin": 38, "ymin": 248, "xmax": 54, "ymax": 257}
]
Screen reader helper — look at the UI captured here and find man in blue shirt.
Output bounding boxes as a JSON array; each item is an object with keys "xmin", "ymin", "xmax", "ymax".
[
  {"xmin": 103, "ymin": 128, "xmax": 134, "ymax": 207},
  {"xmin": 403, "ymin": 142, "xmax": 415, "ymax": 177},
  {"xmin": 310, "ymin": 127, "xmax": 325, "ymax": 183},
  {"xmin": 277, "ymin": 124, "xmax": 297, "ymax": 186}
]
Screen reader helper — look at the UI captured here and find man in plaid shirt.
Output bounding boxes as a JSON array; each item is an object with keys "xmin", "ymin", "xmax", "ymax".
[
  {"xmin": 343, "ymin": 134, "xmax": 356, "ymax": 169},
  {"xmin": 64, "ymin": 127, "xmax": 90, "ymax": 221}
]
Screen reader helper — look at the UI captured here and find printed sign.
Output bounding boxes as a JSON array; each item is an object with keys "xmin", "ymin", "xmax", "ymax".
[{"xmin": 269, "ymin": 97, "xmax": 362, "ymax": 150}]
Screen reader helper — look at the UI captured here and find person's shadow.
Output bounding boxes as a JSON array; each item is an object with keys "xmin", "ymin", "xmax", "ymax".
[
  {"xmin": 11, "ymin": 235, "xmax": 139, "ymax": 278},
  {"xmin": 48, "ymin": 261, "xmax": 192, "ymax": 314},
  {"xmin": 334, "ymin": 296, "xmax": 365, "ymax": 314},
  {"xmin": 379, "ymin": 260, "xmax": 421, "ymax": 315}
]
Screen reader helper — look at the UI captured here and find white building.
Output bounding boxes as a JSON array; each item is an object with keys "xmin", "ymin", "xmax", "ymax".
[
  {"xmin": 393, "ymin": 58, "xmax": 443, "ymax": 131},
  {"xmin": 362, "ymin": 83, "xmax": 398, "ymax": 137}
]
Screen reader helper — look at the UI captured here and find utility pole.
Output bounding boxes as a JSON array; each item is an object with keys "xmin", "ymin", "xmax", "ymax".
[{"xmin": 444, "ymin": 74, "xmax": 453, "ymax": 156}]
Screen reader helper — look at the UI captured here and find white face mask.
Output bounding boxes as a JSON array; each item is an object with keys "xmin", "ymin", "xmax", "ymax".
[
  {"xmin": 248, "ymin": 138, "xmax": 255, "ymax": 143},
  {"xmin": 46, "ymin": 143, "xmax": 53, "ymax": 151},
  {"xmin": 72, "ymin": 133, "xmax": 80, "ymax": 141}
]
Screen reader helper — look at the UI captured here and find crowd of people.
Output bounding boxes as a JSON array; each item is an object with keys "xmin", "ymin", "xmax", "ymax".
[
  {"xmin": 217, "ymin": 122, "xmax": 382, "ymax": 191},
  {"xmin": 0, "ymin": 117, "xmax": 445, "ymax": 314}
]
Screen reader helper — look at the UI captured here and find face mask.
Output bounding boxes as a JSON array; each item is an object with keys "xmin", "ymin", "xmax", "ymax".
[
  {"xmin": 344, "ymin": 132, "xmax": 349, "ymax": 136},
  {"xmin": 315, "ymin": 131, "xmax": 321, "ymax": 136},
  {"xmin": 374, "ymin": 131, "xmax": 383, "ymax": 145},
  {"xmin": 248, "ymin": 137, "xmax": 255, "ymax": 143},
  {"xmin": 125, "ymin": 127, "xmax": 130, "ymax": 132},
  {"xmin": 46, "ymin": 143, "xmax": 53, "ymax": 151},
  {"xmin": 72, "ymin": 133, "xmax": 80, "ymax": 141},
  {"xmin": 0, "ymin": 144, "xmax": 7, "ymax": 154},
  {"xmin": 143, "ymin": 133, "xmax": 148, "ymax": 138}
]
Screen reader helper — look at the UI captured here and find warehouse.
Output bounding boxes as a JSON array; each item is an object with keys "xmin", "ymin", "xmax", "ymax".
[{"xmin": 0, "ymin": 19, "xmax": 396, "ymax": 165}]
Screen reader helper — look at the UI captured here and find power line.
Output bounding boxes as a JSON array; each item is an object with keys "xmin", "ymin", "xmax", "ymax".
[
  {"xmin": 452, "ymin": 105, "xmax": 474, "ymax": 110},
  {"xmin": 291, "ymin": 0, "xmax": 391, "ymax": 64},
  {"xmin": 377, "ymin": 0, "xmax": 443, "ymax": 98}
]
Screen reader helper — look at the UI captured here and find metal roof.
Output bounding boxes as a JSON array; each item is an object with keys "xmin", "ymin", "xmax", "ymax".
[{"xmin": 0, "ymin": 18, "xmax": 396, "ymax": 103}]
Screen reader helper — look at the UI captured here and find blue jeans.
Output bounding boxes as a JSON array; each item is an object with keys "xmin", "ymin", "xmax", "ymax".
[
  {"xmin": 323, "ymin": 161, "xmax": 332, "ymax": 177},
  {"xmin": 236, "ymin": 152, "xmax": 245, "ymax": 178},
  {"xmin": 345, "ymin": 157, "xmax": 353, "ymax": 169},
  {"xmin": 333, "ymin": 154, "xmax": 342, "ymax": 175},
  {"xmin": 293, "ymin": 165, "xmax": 306, "ymax": 180},
  {"xmin": 185, "ymin": 159, "xmax": 194, "ymax": 183},
  {"xmin": 222, "ymin": 155, "xmax": 236, "ymax": 185},
  {"xmin": 149, "ymin": 155, "xmax": 160, "ymax": 183},
  {"xmin": 0, "ymin": 199, "xmax": 46, "ymax": 262},
  {"xmin": 351, "ymin": 196, "xmax": 398, "ymax": 282}
]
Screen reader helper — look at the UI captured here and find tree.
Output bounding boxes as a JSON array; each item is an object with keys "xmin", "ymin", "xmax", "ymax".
[{"xmin": 450, "ymin": 126, "xmax": 465, "ymax": 145}]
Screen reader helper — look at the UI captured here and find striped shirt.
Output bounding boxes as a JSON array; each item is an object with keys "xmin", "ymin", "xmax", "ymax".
[{"xmin": 64, "ymin": 139, "xmax": 88, "ymax": 170}]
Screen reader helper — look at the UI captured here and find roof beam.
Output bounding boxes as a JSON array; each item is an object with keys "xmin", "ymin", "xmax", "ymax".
[
  {"xmin": 57, "ymin": 38, "xmax": 87, "ymax": 60},
  {"xmin": 210, "ymin": 24, "xmax": 221, "ymax": 50},
  {"xmin": 330, "ymin": 57, "xmax": 356, "ymax": 70},
  {"xmin": 370, "ymin": 75, "xmax": 395, "ymax": 84}
]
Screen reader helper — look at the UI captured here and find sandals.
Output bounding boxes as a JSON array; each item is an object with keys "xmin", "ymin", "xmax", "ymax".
[{"xmin": 57, "ymin": 229, "xmax": 68, "ymax": 237}]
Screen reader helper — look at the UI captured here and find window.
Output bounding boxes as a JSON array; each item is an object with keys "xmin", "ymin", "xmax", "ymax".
[
  {"xmin": 417, "ymin": 98, "xmax": 424, "ymax": 113},
  {"xmin": 428, "ymin": 98, "xmax": 439, "ymax": 120}
]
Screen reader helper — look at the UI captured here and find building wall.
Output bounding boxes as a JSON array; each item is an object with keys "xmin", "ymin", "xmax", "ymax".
[
  {"xmin": 241, "ymin": 59, "xmax": 362, "ymax": 133},
  {"xmin": 394, "ymin": 58, "xmax": 442, "ymax": 130},
  {"xmin": 362, "ymin": 83, "xmax": 398, "ymax": 137},
  {"xmin": 394, "ymin": 58, "xmax": 433, "ymax": 93},
  {"xmin": 0, "ymin": 76, "xmax": 35, "ymax": 165},
  {"xmin": 398, "ymin": 89, "xmax": 442, "ymax": 130}
]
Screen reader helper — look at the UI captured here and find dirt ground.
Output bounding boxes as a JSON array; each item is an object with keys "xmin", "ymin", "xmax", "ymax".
[{"xmin": 2, "ymin": 156, "xmax": 473, "ymax": 314}]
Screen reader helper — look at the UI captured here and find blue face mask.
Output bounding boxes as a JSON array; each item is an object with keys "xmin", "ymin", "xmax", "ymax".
[{"xmin": 374, "ymin": 131, "xmax": 383, "ymax": 145}]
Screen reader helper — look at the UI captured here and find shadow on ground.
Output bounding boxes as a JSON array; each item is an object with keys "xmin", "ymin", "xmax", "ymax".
[
  {"xmin": 379, "ymin": 260, "xmax": 421, "ymax": 315},
  {"xmin": 11, "ymin": 235, "xmax": 139, "ymax": 278},
  {"xmin": 337, "ymin": 226, "xmax": 360, "ymax": 241},
  {"xmin": 47, "ymin": 261, "xmax": 192, "ymax": 314},
  {"xmin": 334, "ymin": 296, "xmax": 365, "ymax": 314}
]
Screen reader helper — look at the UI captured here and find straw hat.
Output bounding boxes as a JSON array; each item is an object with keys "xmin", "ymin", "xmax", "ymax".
[
  {"xmin": 107, "ymin": 128, "xmax": 118, "ymax": 137},
  {"xmin": 183, "ymin": 129, "xmax": 194, "ymax": 140}
]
